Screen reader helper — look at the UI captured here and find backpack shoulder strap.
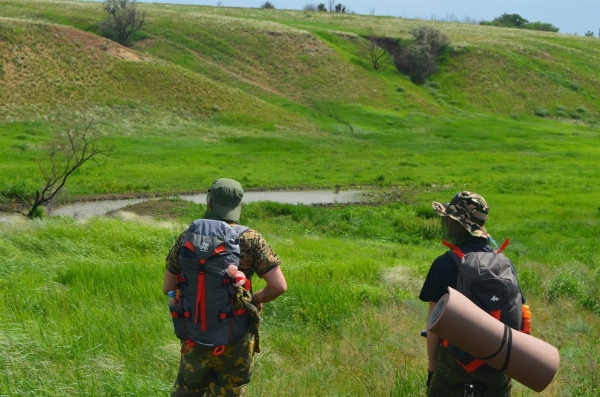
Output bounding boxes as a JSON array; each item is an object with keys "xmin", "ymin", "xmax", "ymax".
[
  {"xmin": 232, "ymin": 224, "xmax": 250, "ymax": 236},
  {"xmin": 441, "ymin": 239, "xmax": 465, "ymax": 266}
]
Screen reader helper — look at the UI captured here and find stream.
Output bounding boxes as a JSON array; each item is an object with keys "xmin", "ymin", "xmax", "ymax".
[{"xmin": 21, "ymin": 189, "xmax": 375, "ymax": 220}]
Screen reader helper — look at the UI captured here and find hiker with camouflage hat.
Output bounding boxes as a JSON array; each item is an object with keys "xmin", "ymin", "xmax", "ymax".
[
  {"xmin": 163, "ymin": 178, "xmax": 287, "ymax": 397},
  {"xmin": 419, "ymin": 191, "xmax": 524, "ymax": 397}
]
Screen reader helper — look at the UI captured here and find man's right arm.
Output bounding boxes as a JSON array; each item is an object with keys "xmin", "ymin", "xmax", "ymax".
[
  {"xmin": 427, "ymin": 301, "xmax": 441, "ymax": 372},
  {"xmin": 163, "ymin": 270, "xmax": 177, "ymax": 295},
  {"xmin": 163, "ymin": 230, "xmax": 186, "ymax": 295}
]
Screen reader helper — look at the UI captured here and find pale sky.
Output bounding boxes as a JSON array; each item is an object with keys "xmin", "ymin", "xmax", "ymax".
[{"xmin": 141, "ymin": 0, "xmax": 600, "ymax": 36}]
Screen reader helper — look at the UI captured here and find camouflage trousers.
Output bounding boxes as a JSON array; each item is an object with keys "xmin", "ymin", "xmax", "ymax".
[
  {"xmin": 428, "ymin": 345, "xmax": 512, "ymax": 397},
  {"xmin": 171, "ymin": 332, "xmax": 258, "ymax": 397}
]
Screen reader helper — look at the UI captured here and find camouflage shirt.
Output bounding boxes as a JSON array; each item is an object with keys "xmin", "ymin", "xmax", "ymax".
[{"xmin": 166, "ymin": 226, "xmax": 281, "ymax": 279}]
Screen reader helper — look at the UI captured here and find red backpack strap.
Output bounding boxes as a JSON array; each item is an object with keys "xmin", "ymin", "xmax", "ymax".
[{"xmin": 441, "ymin": 239, "xmax": 465, "ymax": 259}]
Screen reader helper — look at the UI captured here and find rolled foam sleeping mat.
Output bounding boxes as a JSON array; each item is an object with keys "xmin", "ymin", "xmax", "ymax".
[{"xmin": 427, "ymin": 287, "xmax": 560, "ymax": 393}]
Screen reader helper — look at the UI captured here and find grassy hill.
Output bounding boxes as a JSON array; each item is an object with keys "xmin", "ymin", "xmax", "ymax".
[
  {"xmin": 0, "ymin": 16, "xmax": 308, "ymax": 129},
  {"xmin": 1, "ymin": 1, "xmax": 598, "ymax": 124},
  {"xmin": 1, "ymin": 1, "xmax": 599, "ymax": 199}
]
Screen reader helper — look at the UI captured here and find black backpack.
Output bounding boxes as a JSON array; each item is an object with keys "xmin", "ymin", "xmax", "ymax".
[
  {"xmin": 442, "ymin": 239, "xmax": 523, "ymax": 375},
  {"xmin": 169, "ymin": 219, "xmax": 252, "ymax": 351}
]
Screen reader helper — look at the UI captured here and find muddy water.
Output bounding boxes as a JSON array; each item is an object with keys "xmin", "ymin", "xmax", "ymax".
[{"xmin": 43, "ymin": 189, "xmax": 373, "ymax": 219}]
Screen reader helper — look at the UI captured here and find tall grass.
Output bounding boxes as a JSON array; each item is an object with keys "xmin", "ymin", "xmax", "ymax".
[{"xmin": 0, "ymin": 201, "xmax": 598, "ymax": 396}]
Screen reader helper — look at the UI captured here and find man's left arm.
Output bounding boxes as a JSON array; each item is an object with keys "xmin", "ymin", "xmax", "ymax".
[{"xmin": 253, "ymin": 266, "xmax": 287, "ymax": 312}]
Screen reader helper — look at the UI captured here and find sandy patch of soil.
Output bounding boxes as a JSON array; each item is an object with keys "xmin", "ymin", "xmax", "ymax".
[{"xmin": 52, "ymin": 26, "xmax": 149, "ymax": 62}]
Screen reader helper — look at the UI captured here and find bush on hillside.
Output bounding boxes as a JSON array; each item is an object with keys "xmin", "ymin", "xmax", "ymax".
[
  {"xmin": 317, "ymin": 3, "xmax": 327, "ymax": 12},
  {"xmin": 525, "ymin": 21, "xmax": 559, "ymax": 33},
  {"xmin": 394, "ymin": 26, "xmax": 448, "ymax": 85},
  {"xmin": 480, "ymin": 13, "xmax": 559, "ymax": 33},
  {"xmin": 410, "ymin": 26, "xmax": 449, "ymax": 55},
  {"xmin": 261, "ymin": 1, "xmax": 275, "ymax": 9},
  {"xmin": 534, "ymin": 106, "xmax": 549, "ymax": 117},
  {"xmin": 303, "ymin": 3, "xmax": 317, "ymax": 11},
  {"xmin": 98, "ymin": 0, "xmax": 147, "ymax": 46},
  {"xmin": 396, "ymin": 44, "xmax": 436, "ymax": 84}
]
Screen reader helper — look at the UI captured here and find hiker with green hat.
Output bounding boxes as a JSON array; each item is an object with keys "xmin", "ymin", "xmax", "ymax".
[
  {"xmin": 419, "ymin": 191, "xmax": 526, "ymax": 397},
  {"xmin": 163, "ymin": 178, "xmax": 287, "ymax": 397}
]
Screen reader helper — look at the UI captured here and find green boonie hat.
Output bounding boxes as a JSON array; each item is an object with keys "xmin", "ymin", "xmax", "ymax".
[
  {"xmin": 207, "ymin": 178, "xmax": 244, "ymax": 223},
  {"xmin": 432, "ymin": 191, "xmax": 489, "ymax": 238}
]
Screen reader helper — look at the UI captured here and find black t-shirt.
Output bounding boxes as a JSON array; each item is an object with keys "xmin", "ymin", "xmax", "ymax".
[{"xmin": 419, "ymin": 237, "xmax": 492, "ymax": 303}]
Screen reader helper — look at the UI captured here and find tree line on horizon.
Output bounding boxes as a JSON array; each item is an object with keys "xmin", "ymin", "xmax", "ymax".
[
  {"xmin": 260, "ymin": 2, "xmax": 596, "ymax": 36},
  {"xmin": 96, "ymin": 0, "xmax": 598, "ymax": 38}
]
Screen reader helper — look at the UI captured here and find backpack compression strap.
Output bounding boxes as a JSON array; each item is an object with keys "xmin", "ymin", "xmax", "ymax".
[{"xmin": 441, "ymin": 324, "xmax": 513, "ymax": 373}]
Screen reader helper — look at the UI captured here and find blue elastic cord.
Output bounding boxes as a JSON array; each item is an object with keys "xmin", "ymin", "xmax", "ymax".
[{"xmin": 487, "ymin": 235, "xmax": 500, "ymax": 251}]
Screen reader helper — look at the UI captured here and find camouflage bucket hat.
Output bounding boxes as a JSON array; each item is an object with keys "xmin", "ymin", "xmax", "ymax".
[{"xmin": 432, "ymin": 191, "xmax": 489, "ymax": 238}]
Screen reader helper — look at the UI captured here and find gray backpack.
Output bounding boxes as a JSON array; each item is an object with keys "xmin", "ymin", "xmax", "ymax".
[
  {"xmin": 169, "ymin": 219, "xmax": 250, "ymax": 350},
  {"xmin": 442, "ymin": 239, "xmax": 523, "ymax": 374}
]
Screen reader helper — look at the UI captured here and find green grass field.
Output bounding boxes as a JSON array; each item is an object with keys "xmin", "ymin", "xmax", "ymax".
[
  {"xmin": 1, "ymin": 1, "xmax": 599, "ymax": 395},
  {"xmin": 1, "ymin": 200, "xmax": 599, "ymax": 396}
]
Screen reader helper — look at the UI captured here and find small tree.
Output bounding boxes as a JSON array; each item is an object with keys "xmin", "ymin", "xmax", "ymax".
[
  {"xmin": 261, "ymin": 1, "xmax": 275, "ymax": 9},
  {"xmin": 27, "ymin": 111, "xmax": 112, "ymax": 218},
  {"xmin": 303, "ymin": 3, "xmax": 317, "ymax": 11},
  {"xmin": 327, "ymin": 0, "xmax": 336, "ymax": 12},
  {"xmin": 98, "ymin": 0, "xmax": 147, "ymax": 46},
  {"xmin": 317, "ymin": 3, "xmax": 327, "ymax": 11},
  {"xmin": 334, "ymin": 3, "xmax": 346, "ymax": 13},
  {"xmin": 361, "ymin": 36, "xmax": 390, "ymax": 70},
  {"xmin": 585, "ymin": 30, "xmax": 595, "ymax": 37}
]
